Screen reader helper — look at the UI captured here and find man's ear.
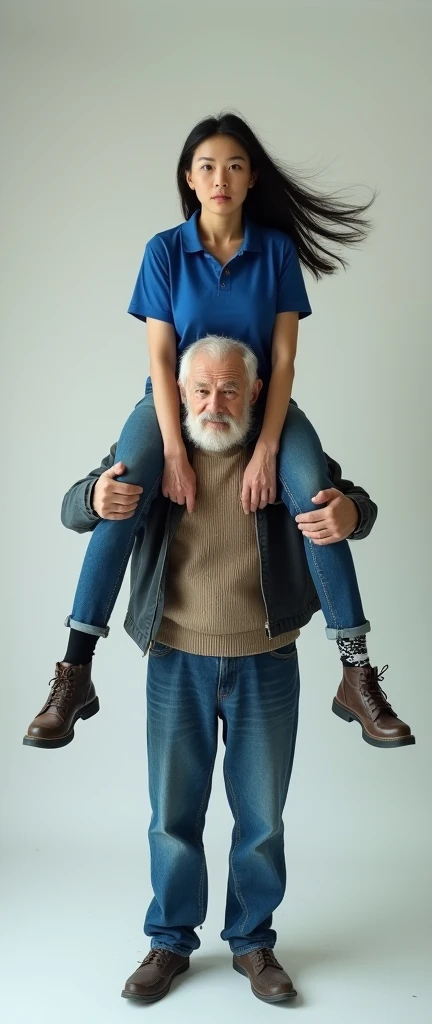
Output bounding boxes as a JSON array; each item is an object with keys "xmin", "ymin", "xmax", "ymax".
[
  {"xmin": 250, "ymin": 378, "xmax": 263, "ymax": 405},
  {"xmin": 178, "ymin": 380, "xmax": 186, "ymax": 404}
]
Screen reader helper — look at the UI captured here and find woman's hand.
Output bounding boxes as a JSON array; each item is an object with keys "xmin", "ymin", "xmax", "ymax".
[
  {"xmin": 162, "ymin": 450, "xmax": 197, "ymax": 513},
  {"xmin": 241, "ymin": 444, "xmax": 277, "ymax": 514}
]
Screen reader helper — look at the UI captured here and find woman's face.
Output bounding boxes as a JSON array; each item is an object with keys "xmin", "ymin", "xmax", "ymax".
[{"xmin": 186, "ymin": 135, "xmax": 255, "ymax": 218}]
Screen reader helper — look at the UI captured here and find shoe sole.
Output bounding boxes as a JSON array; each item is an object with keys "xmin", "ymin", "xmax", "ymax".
[
  {"xmin": 233, "ymin": 960, "xmax": 297, "ymax": 1002},
  {"xmin": 332, "ymin": 699, "xmax": 416, "ymax": 748},
  {"xmin": 121, "ymin": 960, "xmax": 190, "ymax": 1002},
  {"xmin": 22, "ymin": 696, "xmax": 100, "ymax": 749}
]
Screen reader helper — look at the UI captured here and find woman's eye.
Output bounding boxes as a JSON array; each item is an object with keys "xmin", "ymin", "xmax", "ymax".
[{"xmin": 200, "ymin": 163, "xmax": 242, "ymax": 171}]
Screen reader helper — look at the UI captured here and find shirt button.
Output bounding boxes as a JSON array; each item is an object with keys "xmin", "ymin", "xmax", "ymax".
[
  {"xmin": 225, "ymin": 269, "xmax": 230, "ymax": 276},
  {"xmin": 220, "ymin": 282, "xmax": 226, "ymax": 288}
]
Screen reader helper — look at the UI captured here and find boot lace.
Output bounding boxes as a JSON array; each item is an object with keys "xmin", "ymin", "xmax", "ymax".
[
  {"xmin": 139, "ymin": 949, "xmax": 173, "ymax": 968},
  {"xmin": 43, "ymin": 664, "xmax": 78, "ymax": 715},
  {"xmin": 359, "ymin": 665, "xmax": 395, "ymax": 721},
  {"xmin": 251, "ymin": 948, "xmax": 283, "ymax": 974}
]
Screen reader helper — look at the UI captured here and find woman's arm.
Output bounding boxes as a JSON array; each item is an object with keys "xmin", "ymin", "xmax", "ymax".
[
  {"xmin": 147, "ymin": 318, "xmax": 196, "ymax": 512},
  {"xmin": 258, "ymin": 311, "xmax": 299, "ymax": 452},
  {"xmin": 241, "ymin": 312, "xmax": 299, "ymax": 513},
  {"xmin": 147, "ymin": 318, "xmax": 185, "ymax": 456}
]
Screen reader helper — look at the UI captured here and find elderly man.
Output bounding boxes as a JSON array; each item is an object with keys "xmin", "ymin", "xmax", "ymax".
[{"xmin": 23, "ymin": 338, "xmax": 407, "ymax": 1003}]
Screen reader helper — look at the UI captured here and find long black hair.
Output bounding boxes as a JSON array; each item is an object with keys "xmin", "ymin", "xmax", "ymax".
[{"xmin": 176, "ymin": 111, "xmax": 377, "ymax": 281}]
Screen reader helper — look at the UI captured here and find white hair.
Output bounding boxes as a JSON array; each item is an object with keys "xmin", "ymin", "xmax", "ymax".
[{"xmin": 178, "ymin": 335, "xmax": 258, "ymax": 391}]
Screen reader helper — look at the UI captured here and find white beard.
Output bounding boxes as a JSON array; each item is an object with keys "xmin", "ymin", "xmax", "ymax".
[{"xmin": 183, "ymin": 405, "xmax": 252, "ymax": 452}]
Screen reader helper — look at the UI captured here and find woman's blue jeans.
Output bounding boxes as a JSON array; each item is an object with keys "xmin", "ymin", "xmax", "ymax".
[
  {"xmin": 144, "ymin": 639, "xmax": 300, "ymax": 956},
  {"xmin": 66, "ymin": 392, "xmax": 369, "ymax": 641},
  {"xmin": 278, "ymin": 403, "xmax": 369, "ymax": 640}
]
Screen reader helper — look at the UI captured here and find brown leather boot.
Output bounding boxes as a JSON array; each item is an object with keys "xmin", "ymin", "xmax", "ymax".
[
  {"xmin": 121, "ymin": 948, "xmax": 190, "ymax": 1003},
  {"xmin": 332, "ymin": 663, "xmax": 415, "ymax": 748},
  {"xmin": 23, "ymin": 662, "xmax": 99, "ymax": 749},
  {"xmin": 233, "ymin": 947, "xmax": 297, "ymax": 1003}
]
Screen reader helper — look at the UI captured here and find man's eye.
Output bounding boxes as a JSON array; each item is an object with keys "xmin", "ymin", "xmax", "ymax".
[{"xmin": 224, "ymin": 390, "xmax": 235, "ymax": 397}]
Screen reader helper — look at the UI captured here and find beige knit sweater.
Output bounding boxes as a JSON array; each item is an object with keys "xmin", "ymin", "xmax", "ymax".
[{"xmin": 155, "ymin": 444, "xmax": 299, "ymax": 657}]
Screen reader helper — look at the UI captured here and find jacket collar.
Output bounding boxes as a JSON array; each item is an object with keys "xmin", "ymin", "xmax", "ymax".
[{"xmin": 181, "ymin": 209, "xmax": 262, "ymax": 253}]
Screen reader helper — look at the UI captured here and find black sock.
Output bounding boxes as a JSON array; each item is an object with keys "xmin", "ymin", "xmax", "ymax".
[
  {"xmin": 336, "ymin": 635, "xmax": 370, "ymax": 668},
  {"xmin": 63, "ymin": 628, "xmax": 99, "ymax": 666}
]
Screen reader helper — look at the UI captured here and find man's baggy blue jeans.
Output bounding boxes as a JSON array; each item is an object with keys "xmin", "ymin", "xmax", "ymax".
[
  {"xmin": 65, "ymin": 390, "xmax": 369, "ymax": 642},
  {"xmin": 143, "ymin": 640, "xmax": 300, "ymax": 957}
]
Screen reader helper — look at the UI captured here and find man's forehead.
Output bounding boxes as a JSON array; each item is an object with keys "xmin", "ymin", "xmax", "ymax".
[{"xmin": 189, "ymin": 355, "xmax": 245, "ymax": 384}]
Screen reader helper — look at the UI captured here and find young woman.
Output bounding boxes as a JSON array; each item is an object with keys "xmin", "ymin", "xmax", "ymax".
[{"xmin": 24, "ymin": 111, "xmax": 413, "ymax": 749}]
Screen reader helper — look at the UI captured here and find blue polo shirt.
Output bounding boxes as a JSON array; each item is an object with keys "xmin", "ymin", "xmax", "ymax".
[{"xmin": 128, "ymin": 209, "xmax": 312, "ymax": 384}]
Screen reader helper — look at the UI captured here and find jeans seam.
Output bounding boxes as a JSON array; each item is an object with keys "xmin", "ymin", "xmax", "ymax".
[
  {"xmin": 150, "ymin": 942, "xmax": 191, "ymax": 958},
  {"xmin": 279, "ymin": 474, "xmax": 338, "ymax": 630},
  {"xmin": 193, "ymin": 755, "xmax": 217, "ymax": 920},
  {"xmin": 216, "ymin": 656, "xmax": 223, "ymax": 705},
  {"xmin": 268, "ymin": 649, "xmax": 296, "ymax": 661},
  {"xmin": 233, "ymin": 942, "xmax": 275, "ymax": 956},
  {"xmin": 325, "ymin": 621, "xmax": 371, "ymax": 640},
  {"xmin": 100, "ymin": 471, "xmax": 163, "ymax": 624},
  {"xmin": 148, "ymin": 646, "xmax": 174, "ymax": 658},
  {"xmin": 217, "ymin": 657, "xmax": 236, "ymax": 702},
  {"xmin": 224, "ymin": 767, "xmax": 249, "ymax": 935}
]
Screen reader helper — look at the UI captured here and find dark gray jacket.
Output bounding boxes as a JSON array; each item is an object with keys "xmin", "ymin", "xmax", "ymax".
[{"xmin": 61, "ymin": 439, "xmax": 377, "ymax": 655}]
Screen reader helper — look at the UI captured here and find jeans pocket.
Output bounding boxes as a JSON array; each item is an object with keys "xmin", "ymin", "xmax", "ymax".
[
  {"xmin": 269, "ymin": 641, "xmax": 297, "ymax": 660},
  {"xmin": 148, "ymin": 641, "xmax": 174, "ymax": 658}
]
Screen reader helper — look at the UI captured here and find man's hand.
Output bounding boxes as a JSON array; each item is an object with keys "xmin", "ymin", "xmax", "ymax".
[
  {"xmin": 162, "ymin": 451, "xmax": 196, "ymax": 513},
  {"xmin": 91, "ymin": 462, "xmax": 143, "ymax": 520},
  {"xmin": 241, "ymin": 445, "xmax": 277, "ymax": 513},
  {"xmin": 295, "ymin": 488, "xmax": 359, "ymax": 545}
]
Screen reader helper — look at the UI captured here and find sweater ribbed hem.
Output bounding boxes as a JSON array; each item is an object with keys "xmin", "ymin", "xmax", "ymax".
[{"xmin": 155, "ymin": 619, "xmax": 299, "ymax": 657}]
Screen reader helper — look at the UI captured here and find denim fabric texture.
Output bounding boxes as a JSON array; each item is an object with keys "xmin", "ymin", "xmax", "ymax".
[{"xmin": 144, "ymin": 641, "xmax": 300, "ymax": 956}]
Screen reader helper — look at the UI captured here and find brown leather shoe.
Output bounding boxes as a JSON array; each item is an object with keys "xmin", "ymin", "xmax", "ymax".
[
  {"xmin": 332, "ymin": 663, "xmax": 415, "ymax": 748},
  {"xmin": 23, "ymin": 662, "xmax": 99, "ymax": 749},
  {"xmin": 121, "ymin": 948, "xmax": 190, "ymax": 1003},
  {"xmin": 233, "ymin": 947, "xmax": 297, "ymax": 1003}
]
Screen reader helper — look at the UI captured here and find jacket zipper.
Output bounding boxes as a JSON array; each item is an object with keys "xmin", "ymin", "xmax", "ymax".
[{"xmin": 254, "ymin": 513, "xmax": 272, "ymax": 639}]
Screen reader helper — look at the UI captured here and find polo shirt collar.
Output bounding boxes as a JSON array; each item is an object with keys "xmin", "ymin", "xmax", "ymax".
[{"xmin": 181, "ymin": 209, "xmax": 262, "ymax": 253}]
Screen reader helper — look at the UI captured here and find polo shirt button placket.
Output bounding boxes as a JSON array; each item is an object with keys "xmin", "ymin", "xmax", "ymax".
[{"xmin": 219, "ymin": 268, "xmax": 231, "ymax": 294}]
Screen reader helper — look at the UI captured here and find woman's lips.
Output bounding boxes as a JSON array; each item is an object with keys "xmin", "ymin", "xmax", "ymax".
[{"xmin": 212, "ymin": 196, "xmax": 231, "ymax": 203}]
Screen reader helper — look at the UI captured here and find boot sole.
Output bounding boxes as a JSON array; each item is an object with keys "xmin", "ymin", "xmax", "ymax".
[
  {"xmin": 121, "ymin": 960, "xmax": 190, "ymax": 1002},
  {"xmin": 332, "ymin": 699, "xmax": 416, "ymax": 748},
  {"xmin": 22, "ymin": 696, "xmax": 100, "ymax": 749},
  {"xmin": 233, "ymin": 960, "xmax": 297, "ymax": 1002}
]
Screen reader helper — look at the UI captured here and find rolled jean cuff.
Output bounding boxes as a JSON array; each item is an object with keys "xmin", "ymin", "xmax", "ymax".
[
  {"xmin": 325, "ymin": 620, "xmax": 371, "ymax": 641},
  {"xmin": 230, "ymin": 941, "xmax": 275, "ymax": 956},
  {"xmin": 64, "ymin": 615, "xmax": 110, "ymax": 639}
]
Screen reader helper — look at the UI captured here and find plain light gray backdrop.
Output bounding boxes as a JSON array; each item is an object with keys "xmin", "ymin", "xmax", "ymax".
[{"xmin": 1, "ymin": 2, "xmax": 431, "ymax": 1022}]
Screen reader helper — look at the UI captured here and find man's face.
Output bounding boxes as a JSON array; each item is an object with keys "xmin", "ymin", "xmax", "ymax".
[{"xmin": 180, "ymin": 351, "xmax": 262, "ymax": 452}]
